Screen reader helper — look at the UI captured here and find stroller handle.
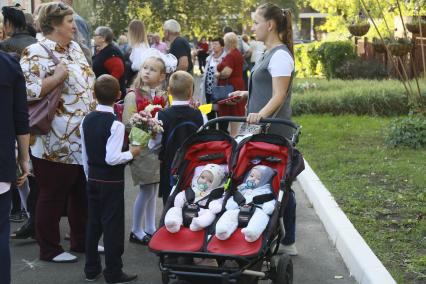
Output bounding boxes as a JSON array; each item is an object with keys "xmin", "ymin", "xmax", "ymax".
[
  {"xmin": 202, "ymin": 116, "xmax": 299, "ymax": 130},
  {"xmin": 202, "ymin": 116, "xmax": 301, "ymax": 146}
]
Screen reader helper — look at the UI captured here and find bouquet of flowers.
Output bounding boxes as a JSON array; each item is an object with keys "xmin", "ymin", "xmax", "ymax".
[
  {"xmin": 136, "ymin": 87, "xmax": 168, "ymax": 117},
  {"xmin": 128, "ymin": 110, "xmax": 164, "ymax": 146}
]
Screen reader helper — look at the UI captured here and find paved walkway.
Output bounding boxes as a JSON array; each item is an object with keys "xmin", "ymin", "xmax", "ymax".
[{"xmin": 10, "ymin": 169, "xmax": 355, "ymax": 284}]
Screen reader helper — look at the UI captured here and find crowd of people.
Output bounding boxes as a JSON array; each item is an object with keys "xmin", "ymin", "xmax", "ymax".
[{"xmin": 0, "ymin": 1, "xmax": 297, "ymax": 283}]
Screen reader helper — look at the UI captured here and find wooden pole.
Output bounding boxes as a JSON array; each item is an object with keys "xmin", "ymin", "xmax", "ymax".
[
  {"xmin": 359, "ymin": 0, "xmax": 411, "ymax": 98},
  {"xmin": 419, "ymin": 22, "xmax": 426, "ymax": 80}
]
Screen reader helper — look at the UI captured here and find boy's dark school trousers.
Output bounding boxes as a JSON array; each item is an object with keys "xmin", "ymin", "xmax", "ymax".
[{"xmin": 84, "ymin": 179, "xmax": 124, "ymax": 281}]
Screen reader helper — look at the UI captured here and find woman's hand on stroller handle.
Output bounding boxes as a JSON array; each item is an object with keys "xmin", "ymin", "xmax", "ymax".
[{"xmin": 203, "ymin": 116, "xmax": 299, "ymax": 130}]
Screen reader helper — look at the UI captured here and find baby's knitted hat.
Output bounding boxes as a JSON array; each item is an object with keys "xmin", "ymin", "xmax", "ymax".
[
  {"xmin": 245, "ymin": 165, "xmax": 276, "ymax": 187},
  {"xmin": 199, "ymin": 164, "xmax": 226, "ymax": 189}
]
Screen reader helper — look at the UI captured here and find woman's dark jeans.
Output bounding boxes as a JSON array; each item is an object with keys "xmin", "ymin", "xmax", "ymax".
[{"xmin": 282, "ymin": 190, "xmax": 296, "ymax": 245}]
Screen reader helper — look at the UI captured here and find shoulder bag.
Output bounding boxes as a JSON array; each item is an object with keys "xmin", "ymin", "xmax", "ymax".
[
  {"xmin": 28, "ymin": 44, "xmax": 64, "ymax": 135},
  {"xmin": 211, "ymin": 79, "xmax": 234, "ymax": 103}
]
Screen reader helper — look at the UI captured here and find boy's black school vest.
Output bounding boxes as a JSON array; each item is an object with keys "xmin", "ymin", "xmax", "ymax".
[
  {"xmin": 158, "ymin": 105, "xmax": 204, "ymax": 198},
  {"xmin": 82, "ymin": 111, "xmax": 125, "ymax": 182}
]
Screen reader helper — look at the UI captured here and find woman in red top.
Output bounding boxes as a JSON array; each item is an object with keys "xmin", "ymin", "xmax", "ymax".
[
  {"xmin": 216, "ymin": 32, "xmax": 246, "ymax": 136},
  {"xmin": 197, "ymin": 36, "xmax": 209, "ymax": 73},
  {"xmin": 92, "ymin": 26, "xmax": 126, "ymax": 98}
]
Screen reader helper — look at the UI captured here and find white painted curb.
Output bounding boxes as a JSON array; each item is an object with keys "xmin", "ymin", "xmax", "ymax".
[{"xmin": 297, "ymin": 160, "xmax": 396, "ymax": 284}]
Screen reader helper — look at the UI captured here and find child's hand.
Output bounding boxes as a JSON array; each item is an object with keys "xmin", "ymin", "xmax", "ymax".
[
  {"xmin": 129, "ymin": 145, "xmax": 141, "ymax": 157},
  {"xmin": 189, "ymin": 99, "xmax": 200, "ymax": 109}
]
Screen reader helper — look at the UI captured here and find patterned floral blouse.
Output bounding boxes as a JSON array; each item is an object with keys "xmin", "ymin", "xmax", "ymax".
[{"xmin": 20, "ymin": 37, "xmax": 96, "ymax": 165}]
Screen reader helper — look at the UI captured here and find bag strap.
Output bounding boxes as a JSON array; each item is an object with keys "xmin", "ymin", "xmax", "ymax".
[
  {"xmin": 134, "ymin": 88, "xmax": 145, "ymax": 107},
  {"xmin": 166, "ymin": 121, "xmax": 199, "ymax": 146},
  {"xmin": 39, "ymin": 43, "xmax": 61, "ymax": 65}
]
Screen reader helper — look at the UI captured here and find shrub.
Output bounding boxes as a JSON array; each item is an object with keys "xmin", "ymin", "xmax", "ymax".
[
  {"xmin": 294, "ymin": 42, "xmax": 322, "ymax": 78},
  {"xmin": 316, "ymin": 41, "xmax": 357, "ymax": 79},
  {"xmin": 291, "ymin": 79, "xmax": 426, "ymax": 116},
  {"xmin": 385, "ymin": 115, "xmax": 426, "ymax": 148},
  {"xmin": 335, "ymin": 59, "xmax": 389, "ymax": 80}
]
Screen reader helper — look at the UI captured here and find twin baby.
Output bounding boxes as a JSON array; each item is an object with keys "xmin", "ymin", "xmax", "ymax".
[{"xmin": 164, "ymin": 163, "xmax": 276, "ymax": 242}]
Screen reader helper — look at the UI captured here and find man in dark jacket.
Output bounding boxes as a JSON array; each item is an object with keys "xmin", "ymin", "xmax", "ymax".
[
  {"xmin": 0, "ymin": 6, "xmax": 37, "ymax": 57},
  {"xmin": 0, "ymin": 50, "xmax": 30, "ymax": 284},
  {"xmin": 1, "ymin": 6, "xmax": 37, "ymax": 236}
]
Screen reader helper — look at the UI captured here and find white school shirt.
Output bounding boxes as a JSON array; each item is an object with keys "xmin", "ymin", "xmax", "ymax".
[
  {"xmin": 148, "ymin": 100, "xmax": 208, "ymax": 150},
  {"xmin": 0, "ymin": 183, "xmax": 11, "ymax": 195},
  {"xmin": 80, "ymin": 105, "xmax": 133, "ymax": 178}
]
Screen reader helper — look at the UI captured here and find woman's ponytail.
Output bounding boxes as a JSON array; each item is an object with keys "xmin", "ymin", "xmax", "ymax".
[{"xmin": 281, "ymin": 9, "xmax": 293, "ymax": 56}]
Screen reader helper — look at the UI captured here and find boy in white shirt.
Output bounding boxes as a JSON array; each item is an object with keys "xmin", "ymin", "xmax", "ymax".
[{"xmin": 80, "ymin": 75, "xmax": 140, "ymax": 284}]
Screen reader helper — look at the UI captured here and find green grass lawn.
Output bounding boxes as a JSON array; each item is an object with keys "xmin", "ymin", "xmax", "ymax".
[{"xmin": 293, "ymin": 115, "xmax": 426, "ymax": 283}]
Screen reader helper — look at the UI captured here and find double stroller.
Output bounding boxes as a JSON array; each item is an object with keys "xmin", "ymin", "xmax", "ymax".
[{"xmin": 149, "ymin": 117, "xmax": 303, "ymax": 284}]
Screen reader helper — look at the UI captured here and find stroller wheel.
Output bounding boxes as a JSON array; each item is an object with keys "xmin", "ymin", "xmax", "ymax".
[{"xmin": 271, "ymin": 254, "xmax": 292, "ymax": 284}]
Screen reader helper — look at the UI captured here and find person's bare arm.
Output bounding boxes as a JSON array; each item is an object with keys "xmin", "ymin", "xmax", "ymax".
[
  {"xmin": 177, "ymin": 56, "xmax": 189, "ymax": 71},
  {"xmin": 217, "ymin": 67, "xmax": 233, "ymax": 79},
  {"xmin": 16, "ymin": 134, "xmax": 30, "ymax": 186}
]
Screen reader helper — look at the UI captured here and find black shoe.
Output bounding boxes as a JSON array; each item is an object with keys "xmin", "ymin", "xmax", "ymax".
[
  {"xmin": 11, "ymin": 220, "xmax": 35, "ymax": 239},
  {"xmin": 9, "ymin": 211, "xmax": 27, "ymax": 223},
  {"xmin": 85, "ymin": 272, "xmax": 102, "ymax": 282},
  {"xmin": 106, "ymin": 272, "xmax": 137, "ymax": 284},
  {"xmin": 129, "ymin": 232, "xmax": 150, "ymax": 246}
]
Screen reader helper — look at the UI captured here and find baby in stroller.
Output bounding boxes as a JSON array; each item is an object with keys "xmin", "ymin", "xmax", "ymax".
[
  {"xmin": 215, "ymin": 165, "xmax": 276, "ymax": 242},
  {"xmin": 165, "ymin": 164, "xmax": 226, "ymax": 233}
]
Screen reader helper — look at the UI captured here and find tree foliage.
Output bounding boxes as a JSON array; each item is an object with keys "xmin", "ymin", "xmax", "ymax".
[
  {"xmin": 302, "ymin": 0, "xmax": 426, "ymax": 39},
  {"xmin": 73, "ymin": 0, "xmax": 300, "ymax": 39}
]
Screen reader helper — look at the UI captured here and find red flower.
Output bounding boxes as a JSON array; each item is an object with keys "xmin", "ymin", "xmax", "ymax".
[
  {"xmin": 153, "ymin": 96, "xmax": 167, "ymax": 108},
  {"xmin": 151, "ymin": 107, "xmax": 161, "ymax": 117},
  {"xmin": 136, "ymin": 98, "xmax": 150, "ymax": 112}
]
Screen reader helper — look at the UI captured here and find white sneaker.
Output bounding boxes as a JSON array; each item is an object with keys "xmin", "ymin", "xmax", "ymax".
[
  {"xmin": 277, "ymin": 243, "xmax": 298, "ymax": 256},
  {"xmin": 98, "ymin": 245, "xmax": 105, "ymax": 254},
  {"xmin": 52, "ymin": 252, "xmax": 78, "ymax": 263}
]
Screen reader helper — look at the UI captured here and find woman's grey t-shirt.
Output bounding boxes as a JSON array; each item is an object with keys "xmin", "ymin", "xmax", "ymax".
[{"xmin": 247, "ymin": 44, "xmax": 294, "ymax": 139}]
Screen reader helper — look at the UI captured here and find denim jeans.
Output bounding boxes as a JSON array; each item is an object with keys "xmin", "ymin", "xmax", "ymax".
[{"xmin": 282, "ymin": 190, "xmax": 296, "ymax": 245}]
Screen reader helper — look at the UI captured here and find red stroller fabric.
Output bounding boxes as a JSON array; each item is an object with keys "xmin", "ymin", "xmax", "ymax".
[
  {"xmin": 149, "ymin": 227, "xmax": 206, "ymax": 252},
  {"xmin": 207, "ymin": 228, "xmax": 263, "ymax": 256}
]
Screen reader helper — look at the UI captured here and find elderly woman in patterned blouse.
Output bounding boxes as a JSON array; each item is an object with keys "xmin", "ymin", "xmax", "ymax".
[{"xmin": 20, "ymin": 2, "xmax": 95, "ymax": 263}]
